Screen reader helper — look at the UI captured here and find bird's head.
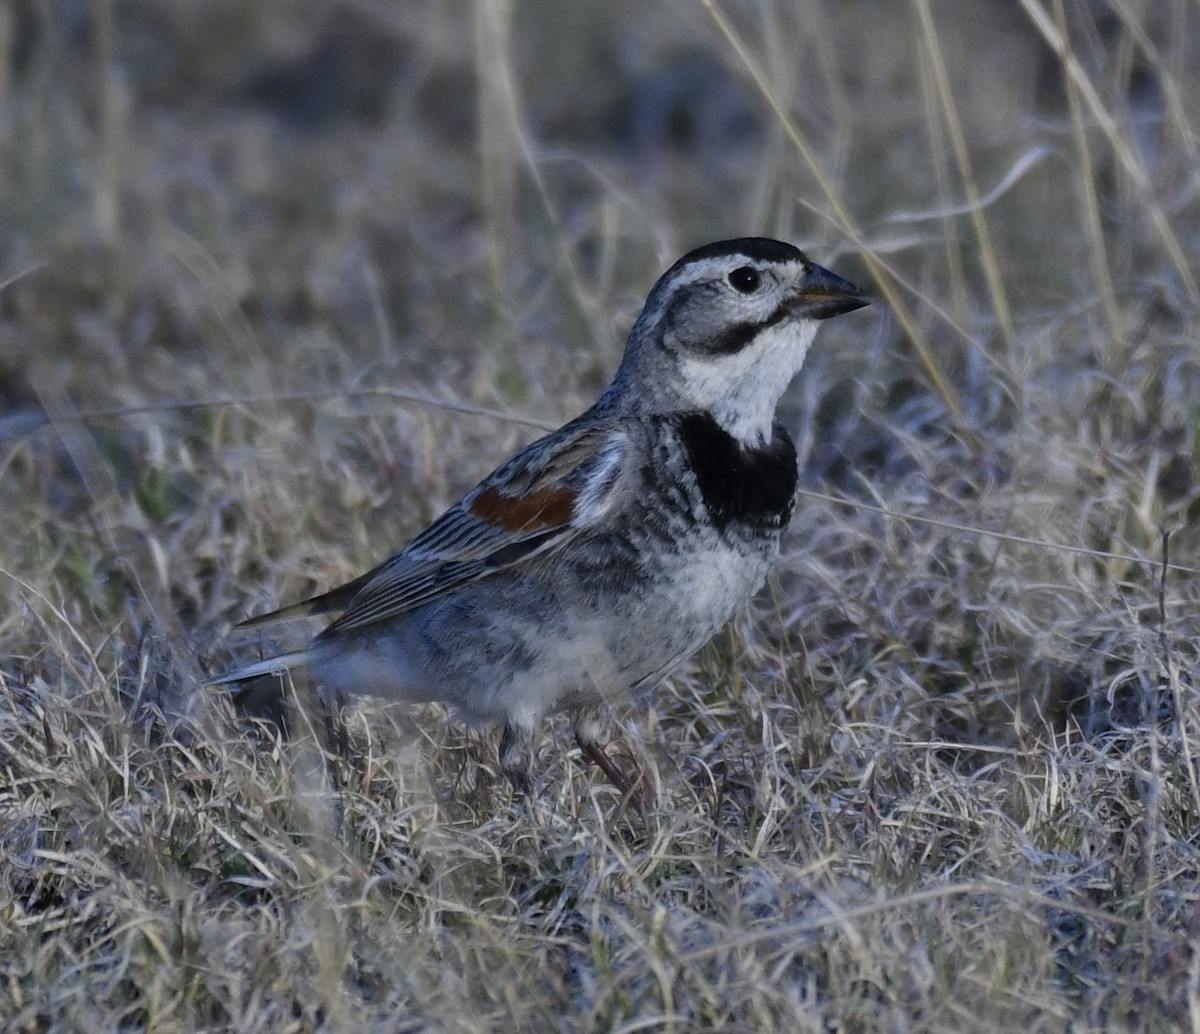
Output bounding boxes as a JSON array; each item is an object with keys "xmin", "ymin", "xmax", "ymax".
[{"xmin": 609, "ymin": 238, "xmax": 869, "ymax": 445}]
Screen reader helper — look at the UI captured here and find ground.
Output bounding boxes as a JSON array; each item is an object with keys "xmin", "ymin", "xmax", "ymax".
[{"xmin": 2, "ymin": 1, "xmax": 1200, "ymax": 1031}]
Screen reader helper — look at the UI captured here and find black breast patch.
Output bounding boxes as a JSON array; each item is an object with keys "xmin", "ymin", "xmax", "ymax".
[{"xmin": 675, "ymin": 413, "xmax": 798, "ymax": 532}]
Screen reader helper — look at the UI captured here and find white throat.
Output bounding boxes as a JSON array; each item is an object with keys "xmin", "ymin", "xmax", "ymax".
[{"xmin": 677, "ymin": 320, "xmax": 818, "ymax": 445}]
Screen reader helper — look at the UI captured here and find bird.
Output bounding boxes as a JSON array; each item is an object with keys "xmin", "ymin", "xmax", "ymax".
[{"xmin": 212, "ymin": 237, "xmax": 869, "ymax": 799}]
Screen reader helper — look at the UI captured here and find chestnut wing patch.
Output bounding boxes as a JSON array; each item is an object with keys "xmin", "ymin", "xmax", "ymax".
[
  {"xmin": 468, "ymin": 483, "xmax": 578, "ymax": 532},
  {"xmin": 318, "ymin": 423, "xmax": 627, "ymax": 634}
]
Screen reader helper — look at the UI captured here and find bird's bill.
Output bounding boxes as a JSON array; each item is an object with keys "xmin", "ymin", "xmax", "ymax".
[{"xmin": 790, "ymin": 264, "xmax": 870, "ymax": 320}]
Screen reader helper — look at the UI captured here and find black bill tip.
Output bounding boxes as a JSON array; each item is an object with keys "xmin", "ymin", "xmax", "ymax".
[{"xmin": 792, "ymin": 262, "xmax": 871, "ymax": 320}]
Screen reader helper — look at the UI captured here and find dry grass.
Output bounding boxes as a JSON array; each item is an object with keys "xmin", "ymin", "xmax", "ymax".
[{"xmin": 3, "ymin": 0, "xmax": 1200, "ymax": 1030}]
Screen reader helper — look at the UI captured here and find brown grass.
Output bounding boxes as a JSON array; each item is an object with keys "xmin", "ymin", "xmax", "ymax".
[{"xmin": 3, "ymin": 1, "xmax": 1200, "ymax": 1030}]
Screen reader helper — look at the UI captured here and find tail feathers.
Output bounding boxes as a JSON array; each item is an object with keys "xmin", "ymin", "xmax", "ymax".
[
  {"xmin": 235, "ymin": 571, "xmax": 374, "ymax": 631},
  {"xmin": 235, "ymin": 599, "xmax": 324, "ymax": 630},
  {"xmin": 207, "ymin": 650, "xmax": 311, "ymax": 687}
]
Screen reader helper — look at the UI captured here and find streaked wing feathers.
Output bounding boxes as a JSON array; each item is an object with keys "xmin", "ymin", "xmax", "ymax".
[{"xmin": 318, "ymin": 420, "xmax": 627, "ymax": 635}]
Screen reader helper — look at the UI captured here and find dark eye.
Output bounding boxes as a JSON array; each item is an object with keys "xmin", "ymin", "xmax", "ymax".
[{"xmin": 728, "ymin": 266, "xmax": 761, "ymax": 294}]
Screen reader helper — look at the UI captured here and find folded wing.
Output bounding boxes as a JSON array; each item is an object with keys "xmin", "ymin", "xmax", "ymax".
[{"xmin": 237, "ymin": 418, "xmax": 628, "ymax": 636}]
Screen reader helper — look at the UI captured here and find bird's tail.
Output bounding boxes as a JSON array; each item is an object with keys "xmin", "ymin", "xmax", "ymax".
[
  {"xmin": 206, "ymin": 650, "xmax": 311, "ymax": 687},
  {"xmin": 235, "ymin": 570, "xmax": 373, "ymax": 630}
]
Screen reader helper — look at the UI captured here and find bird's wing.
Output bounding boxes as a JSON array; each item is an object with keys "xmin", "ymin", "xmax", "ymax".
[{"xmin": 237, "ymin": 417, "xmax": 629, "ymax": 635}]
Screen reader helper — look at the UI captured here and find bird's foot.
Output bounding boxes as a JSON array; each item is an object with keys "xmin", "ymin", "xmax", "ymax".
[
  {"xmin": 577, "ymin": 739, "xmax": 651, "ymax": 815},
  {"xmin": 498, "ymin": 721, "xmax": 534, "ymax": 797}
]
